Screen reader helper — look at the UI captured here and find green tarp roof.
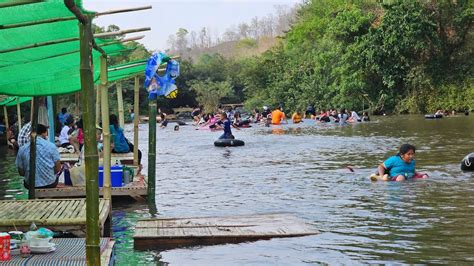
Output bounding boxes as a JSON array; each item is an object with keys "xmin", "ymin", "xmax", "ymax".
[
  {"xmin": 0, "ymin": 0, "xmax": 132, "ymax": 96},
  {"xmin": 0, "ymin": 96, "xmax": 31, "ymax": 106}
]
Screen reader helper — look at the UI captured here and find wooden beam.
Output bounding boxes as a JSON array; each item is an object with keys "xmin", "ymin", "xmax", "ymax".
[
  {"xmin": 3, "ymin": 106, "xmax": 9, "ymax": 145},
  {"xmin": 100, "ymin": 56, "xmax": 112, "ymax": 202},
  {"xmin": 117, "ymin": 82, "xmax": 125, "ymax": 128},
  {"xmin": 0, "ymin": 5, "xmax": 151, "ymax": 30},
  {"xmin": 0, "ymin": 37, "xmax": 142, "ymax": 69},
  {"xmin": 95, "ymin": 6, "xmax": 152, "ymax": 17},
  {"xmin": 0, "ymin": 27, "xmax": 150, "ymax": 54},
  {"xmin": 0, "ymin": 0, "xmax": 44, "ymax": 8},
  {"xmin": 108, "ymin": 61, "xmax": 147, "ymax": 72},
  {"xmin": 133, "ymin": 76, "xmax": 140, "ymax": 166},
  {"xmin": 93, "ymin": 27, "xmax": 151, "ymax": 38},
  {"xmin": 0, "ymin": 16, "xmax": 75, "ymax": 30},
  {"xmin": 16, "ymin": 100, "xmax": 22, "ymax": 132}
]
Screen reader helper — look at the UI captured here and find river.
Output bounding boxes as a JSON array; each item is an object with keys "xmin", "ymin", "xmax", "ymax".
[{"xmin": 1, "ymin": 115, "xmax": 473, "ymax": 265}]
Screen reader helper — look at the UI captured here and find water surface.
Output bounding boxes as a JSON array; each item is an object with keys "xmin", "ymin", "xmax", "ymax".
[{"xmin": 1, "ymin": 115, "xmax": 473, "ymax": 265}]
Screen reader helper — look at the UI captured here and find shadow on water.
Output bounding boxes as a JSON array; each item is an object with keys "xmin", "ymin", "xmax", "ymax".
[{"xmin": 1, "ymin": 115, "xmax": 473, "ymax": 265}]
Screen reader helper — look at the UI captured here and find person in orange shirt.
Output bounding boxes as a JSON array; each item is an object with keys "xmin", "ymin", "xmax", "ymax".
[
  {"xmin": 271, "ymin": 106, "xmax": 287, "ymax": 125},
  {"xmin": 291, "ymin": 111, "xmax": 303, "ymax": 124}
]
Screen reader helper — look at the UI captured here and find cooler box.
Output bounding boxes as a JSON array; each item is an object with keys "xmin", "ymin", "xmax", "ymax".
[{"xmin": 98, "ymin": 165, "xmax": 123, "ymax": 187}]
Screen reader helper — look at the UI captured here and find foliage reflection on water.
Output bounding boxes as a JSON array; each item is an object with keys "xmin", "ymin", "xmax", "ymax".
[{"xmin": 1, "ymin": 115, "xmax": 473, "ymax": 265}]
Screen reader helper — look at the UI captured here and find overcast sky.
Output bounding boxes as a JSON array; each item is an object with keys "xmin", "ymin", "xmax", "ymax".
[{"xmin": 83, "ymin": 0, "xmax": 302, "ymax": 51}]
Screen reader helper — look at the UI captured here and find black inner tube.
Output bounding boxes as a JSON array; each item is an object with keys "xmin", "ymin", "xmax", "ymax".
[{"xmin": 214, "ymin": 139, "xmax": 245, "ymax": 147}]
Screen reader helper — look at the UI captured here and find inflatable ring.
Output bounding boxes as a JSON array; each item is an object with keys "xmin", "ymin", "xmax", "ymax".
[
  {"xmin": 425, "ymin": 114, "xmax": 443, "ymax": 119},
  {"xmin": 461, "ymin": 153, "xmax": 474, "ymax": 171},
  {"xmin": 214, "ymin": 139, "xmax": 245, "ymax": 147}
]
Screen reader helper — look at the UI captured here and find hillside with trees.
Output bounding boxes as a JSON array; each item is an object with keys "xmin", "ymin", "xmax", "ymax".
[{"xmin": 172, "ymin": 0, "xmax": 472, "ymax": 114}]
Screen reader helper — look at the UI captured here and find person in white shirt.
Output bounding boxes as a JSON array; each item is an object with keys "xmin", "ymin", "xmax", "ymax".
[{"xmin": 59, "ymin": 116, "xmax": 79, "ymax": 152}]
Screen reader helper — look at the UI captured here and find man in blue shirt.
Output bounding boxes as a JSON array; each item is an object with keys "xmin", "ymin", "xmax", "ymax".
[{"xmin": 16, "ymin": 124, "xmax": 61, "ymax": 189}]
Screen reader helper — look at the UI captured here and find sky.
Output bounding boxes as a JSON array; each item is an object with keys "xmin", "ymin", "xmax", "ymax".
[{"xmin": 83, "ymin": 0, "xmax": 302, "ymax": 51}]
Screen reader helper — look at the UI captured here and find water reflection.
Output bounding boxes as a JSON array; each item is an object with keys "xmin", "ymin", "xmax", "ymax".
[{"xmin": 0, "ymin": 115, "xmax": 473, "ymax": 265}]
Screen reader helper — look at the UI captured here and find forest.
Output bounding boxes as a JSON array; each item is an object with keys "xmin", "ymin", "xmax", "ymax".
[{"xmin": 88, "ymin": 0, "xmax": 473, "ymax": 116}]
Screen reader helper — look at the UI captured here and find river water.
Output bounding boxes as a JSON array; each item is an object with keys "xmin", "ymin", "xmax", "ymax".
[{"xmin": 1, "ymin": 115, "xmax": 473, "ymax": 265}]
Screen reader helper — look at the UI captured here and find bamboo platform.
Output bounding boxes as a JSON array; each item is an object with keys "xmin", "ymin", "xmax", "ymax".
[
  {"xmin": 35, "ymin": 181, "xmax": 147, "ymax": 201},
  {"xmin": 60, "ymin": 152, "xmax": 134, "ymax": 164},
  {"xmin": 0, "ymin": 199, "xmax": 111, "ymax": 237},
  {"xmin": 134, "ymin": 213, "xmax": 319, "ymax": 250},
  {"xmin": 5, "ymin": 238, "xmax": 114, "ymax": 265}
]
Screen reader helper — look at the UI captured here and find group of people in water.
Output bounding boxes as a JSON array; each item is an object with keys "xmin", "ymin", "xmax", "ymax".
[
  {"xmin": 188, "ymin": 105, "xmax": 429, "ymax": 182},
  {"xmin": 191, "ymin": 105, "xmax": 370, "ymax": 133},
  {"xmin": 7, "ymin": 107, "xmax": 142, "ymax": 189}
]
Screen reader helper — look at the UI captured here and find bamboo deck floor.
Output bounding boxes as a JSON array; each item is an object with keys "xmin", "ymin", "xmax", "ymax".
[
  {"xmin": 0, "ymin": 199, "xmax": 111, "ymax": 237},
  {"xmin": 134, "ymin": 213, "xmax": 319, "ymax": 250},
  {"xmin": 60, "ymin": 152, "xmax": 134, "ymax": 164},
  {"xmin": 5, "ymin": 238, "xmax": 114, "ymax": 265},
  {"xmin": 35, "ymin": 181, "xmax": 147, "ymax": 201}
]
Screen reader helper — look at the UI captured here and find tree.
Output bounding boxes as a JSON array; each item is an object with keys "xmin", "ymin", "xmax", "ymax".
[{"xmin": 189, "ymin": 79, "xmax": 233, "ymax": 113}]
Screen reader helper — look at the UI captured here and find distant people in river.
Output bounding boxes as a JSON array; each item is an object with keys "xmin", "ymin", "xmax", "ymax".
[
  {"xmin": 376, "ymin": 144, "xmax": 428, "ymax": 182},
  {"xmin": 361, "ymin": 112, "xmax": 370, "ymax": 122},
  {"xmin": 271, "ymin": 106, "xmax": 287, "ymax": 125},
  {"xmin": 338, "ymin": 109, "xmax": 348, "ymax": 124},
  {"xmin": 252, "ymin": 109, "xmax": 262, "ymax": 123},
  {"xmin": 261, "ymin": 106, "xmax": 271, "ymax": 119},
  {"xmin": 217, "ymin": 112, "xmax": 239, "ymax": 139},
  {"xmin": 233, "ymin": 112, "xmax": 250, "ymax": 127},
  {"xmin": 291, "ymin": 111, "xmax": 303, "ymax": 124},
  {"xmin": 305, "ymin": 105, "xmax": 316, "ymax": 119},
  {"xmin": 160, "ymin": 113, "xmax": 169, "ymax": 128},
  {"xmin": 109, "ymin": 114, "xmax": 130, "ymax": 153},
  {"xmin": 348, "ymin": 110, "xmax": 361, "ymax": 123},
  {"xmin": 191, "ymin": 107, "xmax": 202, "ymax": 125},
  {"xmin": 16, "ymin": 124, "xmax": 61, "ymax": 189}
]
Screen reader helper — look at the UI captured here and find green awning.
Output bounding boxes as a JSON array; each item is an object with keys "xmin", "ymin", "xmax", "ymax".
[
  {"xmin": 0, "ymin": 0, "xmax": 131, "ymax": 96},
  {"xmin": 0, "ymin": 96, "xmax": 32, "ymax": 106}
]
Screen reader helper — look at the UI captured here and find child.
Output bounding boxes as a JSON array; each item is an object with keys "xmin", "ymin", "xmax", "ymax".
[
  {"xmin": 373, "ymin": 144, "xmax": 428, "ymax": 181},
  {"xmin": 217, "ymin": 112, "xmax": 239, "ymax": 139}
]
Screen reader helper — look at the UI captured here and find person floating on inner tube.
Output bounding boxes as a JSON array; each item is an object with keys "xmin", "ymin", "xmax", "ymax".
[
  {"xmin": 217, "ymin": 112, "xmax": 240, "ymax": 139},
  {"xmin": 372, "ymin": 144, "xmax": 429, "ymax": 182}
]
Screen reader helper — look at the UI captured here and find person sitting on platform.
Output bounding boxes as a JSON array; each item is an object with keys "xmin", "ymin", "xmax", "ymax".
[
  {"xmin": 17, "ymin": 121, "xmax": 32, "ymax": 148},
  {"xmin": 59, "ymin": 116, "xmax": 79, "ymax": 152},
  {"xmin": 109, "ymin": 114, "xmax": 130, "ymax": 153},
  {"xmin": 16, "ymin": 124, "xmax": 61, "ymax": 189}
]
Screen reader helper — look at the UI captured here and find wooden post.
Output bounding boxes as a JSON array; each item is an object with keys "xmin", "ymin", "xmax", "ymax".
[
  {"xmin": 133, "ymin": 76, "xmax": 139, "ymax": 166},
  {"xmin": 100, "ymin": 56, "xmax": 112, "ymax": 202},
  {"xmin": 16, "ymin": 100, "xmax": 22, "ymax": 133},
  {"xmin": 147, "ymin": 98, "xmax": 157, "ymax": 215},
  {"xmin": 79, "ymin": 17, "xmax": 101, "ymax": 265},
  {"xmin": 75, "ymin": 92, "xmax": 80, "ymax": 117},
  {"xmin": 117, "ymin": 82, "xmax": 125, "ymax": 128},
  {"xmin": 28, "ymin": 97, "xmax": 39, "ymax": 199},
  {"xmin": 95, "ymin": 85, "xmax": 101, "ymax": 126},
  {"xmin": 46, "ymin": 96, "xmax": 55, "ymax": 143},
  {"xmin": 3, "ymin": 106, "xmax": 8, "ymax": 145}
]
